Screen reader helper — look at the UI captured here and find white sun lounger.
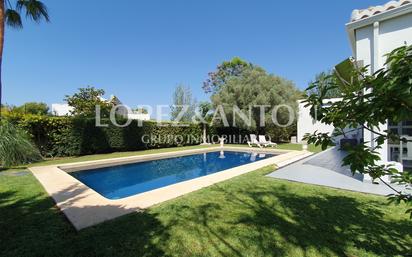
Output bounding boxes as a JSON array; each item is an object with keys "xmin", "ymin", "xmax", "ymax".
[
  {"xmin": 247, "ymin": 134, "xmax": 262, "ymax": 148},
  {"xmin": 258, "ymin": 135, "xmax": 277, "ymax": 148}
]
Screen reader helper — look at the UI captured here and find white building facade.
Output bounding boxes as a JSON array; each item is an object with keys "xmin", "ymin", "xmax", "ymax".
[
  {"xmin": 297, "ymin": 0, "xmax": 412, "ymax": 168},
  {"xmin": 297, "ymin": 99, "xmax": 362, "ymax": 144},
  {"xmin": 347, "ymin": 0, "xmax": 412, "ymax": 164},
  {"xmin": 52, "ymin": 95, "xmax": 151, "ymax": 120},
  {"xmin": 51, "ymin": 103, "xmax": 74, "ymax": 116},
  {"xmin": 297, "ymin": 99, "xmax": 340, "ymax": 143}
]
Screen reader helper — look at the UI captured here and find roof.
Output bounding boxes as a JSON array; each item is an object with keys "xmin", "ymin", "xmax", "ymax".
[
  {"xmin": 346, "ymin": 0, "xmax": 412, "ymax": 55},
  {"xmin": 350, "ymin": 0, "xmax": 412, "ymax": 22}
]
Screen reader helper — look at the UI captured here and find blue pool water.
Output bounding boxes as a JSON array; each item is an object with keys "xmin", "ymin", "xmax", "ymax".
[{"xmin": 70, "ymin": 151, "xmax": 275, "ymax": 199}]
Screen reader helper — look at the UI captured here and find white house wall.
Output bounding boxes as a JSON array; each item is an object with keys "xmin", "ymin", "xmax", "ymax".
[
  {"xmin": 379, "ymin": 12, "xmax": 412, "ymax": 59},
  {"xmin": 352, "ymin": 11, "xmax": 412, "ymax": 162},
  {"xmin": 297, "ymin": 101, "xmax": 336, "ymax": 143},
  {"xmin": 51, "ymin": 103, "xmax": 74, "ymax": 116},
  {"xmin": 355, "ymin": 26, "xmax": 373, "ymax": 72},
  {"xmin": 296, "ymin": 99, "xmax": 359, "ymax": 143}
]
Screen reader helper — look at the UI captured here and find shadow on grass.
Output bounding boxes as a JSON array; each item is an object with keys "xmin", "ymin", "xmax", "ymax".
[
  {"xmin": 0, "ymin": 188, "xmax": 169, "ymax": 257},
  {"xmin": 1, "ymin": 173, "xmax": 411, "ymax": 256},
  {"xmin": 161, "ymin": 184, "xmax": 412, "ymax": 256}
]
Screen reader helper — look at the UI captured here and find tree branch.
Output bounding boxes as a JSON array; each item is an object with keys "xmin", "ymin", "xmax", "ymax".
[{"xmin": 378, "ymin": 177, "xmax": 403, "ymax": 196}]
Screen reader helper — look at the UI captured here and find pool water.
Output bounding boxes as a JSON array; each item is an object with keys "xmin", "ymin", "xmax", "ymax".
[{"xmin": 71, "ymin": 151, "xmax": 275, "ymax": 199}]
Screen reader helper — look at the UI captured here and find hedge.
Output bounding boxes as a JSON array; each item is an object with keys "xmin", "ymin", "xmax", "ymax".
[
  {"xmin": 210, "ymin": 123, "xmax": 296, "ymax": 144},
  {"xmin": 6, "ymin": 114, "xmax": 202, "ymax": 157},
  {"xmin": 5, "ymin": 113, "xmax": 296, "ymax": 157}
]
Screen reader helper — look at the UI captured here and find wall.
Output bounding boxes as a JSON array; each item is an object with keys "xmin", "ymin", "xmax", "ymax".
[
  {"xmin": 297, "ymin": 100, "xmax": 334, "ymax": 142},
  {"xmin": 379, "ymin": 12, "xmax": 412, "ymax": 61},
  {"xmin": 127, "ymin": 113, "xmax": 151, "ymax": 121},
  {"xmin": 353, "ymin": 12, "xmax": 412, "ymax": 162},
  {"xmin": 297, "ymin": 99, "xmax": 360, "ymax": 143},
  {"xmin": 51, "ymin": 103, "xmax": 74, "ymax": 116}
]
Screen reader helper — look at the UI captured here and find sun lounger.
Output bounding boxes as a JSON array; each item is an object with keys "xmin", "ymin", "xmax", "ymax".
[
  {"xmin": 258, "ymin": 135, "xmax": 277, "ymax": 148},
  {"xmin": 247, "ymin": 134, "xmax": 262, "ymax": 148}
]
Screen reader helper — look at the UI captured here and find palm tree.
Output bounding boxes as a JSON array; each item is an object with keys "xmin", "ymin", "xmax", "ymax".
[{"xmin": 0, "ymin": 0, "xmax": 49, "ymax": 118}]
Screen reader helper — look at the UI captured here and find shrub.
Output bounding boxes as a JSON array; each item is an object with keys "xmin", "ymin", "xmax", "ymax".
[
  {"xmin": 210, "ymin": 123, "xmax": 296, "ymax": 144},
  {"xmin": 6, "ymin": 114, "xmax": 295, "ymax": 158},
  {"xmin": 8, "ymin": 115, "xmax": 203, "ymax": 157},
  {"xmin": 0, "ymin": 120, "xmax": 42, "ymax": 167}
]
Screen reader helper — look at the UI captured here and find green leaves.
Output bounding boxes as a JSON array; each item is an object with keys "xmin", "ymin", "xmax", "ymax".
[
  {"xmin": 203, "ymin": 57, "xmax": 252, "ymax": 94},
  {"xmin": 5, "ymin": 0, "xmax": 49, "ymax": 29},
  {"xmin": 306, "ymin": 70, "xmax": 342, "ymax": 99},
  {"xmin": 64, "ymin": 86, "xmax": 112, "ymax": 117},
  {"xmin": 304, "ymin": 45, "xmax": 412, "ymax": 218},
  {"xmin": 0, "ymin": 120, "xmax": 41, "ymax": 167},
  {"xmin": 16, "ymin": 0, "xmax": 49, "ymax": 22},
  {"xmin": 304, "ymin": 131, "xmax": 333, "ymax": 150},
  {"xmin": 170, "ymin": 85, "xmax": 197, "ymax": 122},
  {"xmin": 210, "ymin": 66, "xmax": 300, "ymax": 130},
  {"xmin": 5, "ymin": 9, "xmax": 23, "ymax": 28}
]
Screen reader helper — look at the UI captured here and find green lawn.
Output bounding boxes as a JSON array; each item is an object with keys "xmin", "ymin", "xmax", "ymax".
[
  {"xmin": 0, "ymin": 145, "xmax": 410, "ymax": 256},
  {"xmin": 12, "ymin": 143, "xmax": 320, "ymax": 168},
  {"xmin": 27, "ymin": 145, "xmax": 214, "ymax": 167}
]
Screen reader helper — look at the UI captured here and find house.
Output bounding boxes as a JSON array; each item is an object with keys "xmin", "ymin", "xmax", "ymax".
[
  {"xmin": 51, "ymin": 103, "xmax": 74, "ymax": 116},
  {"xmin": 297, "ymin": 98, "xmax": 361, "ymax": 144},
  {"xmin": 52, "ymin": 95, "xmax": 151, "ymax": 120},
  {"xmin": 297, "ymin": 99, "xmax": 338, "ymax": 143},
  {"xmin": 298, "ymin": 0, "xmax": 412, "ymax": 168},
  {"xmin": 347, "ymin": 0, "xmax": 412, "ymax": 165}
]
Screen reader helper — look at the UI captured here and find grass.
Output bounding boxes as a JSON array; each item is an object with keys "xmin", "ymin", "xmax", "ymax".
[
  {"xmin": 27, "ymin": 145, "xmax": 214, "ymax": 167},
  {"xmin": 226, "ymin": 143, "xmax": 323, "ymax": 153},
  {"xmin": 0, "ymin": 145, "xmax": 410, "ymax": 256},
  {"xmin": 7, "ymin": 143, "xmax": 320, "ymax": 168}
]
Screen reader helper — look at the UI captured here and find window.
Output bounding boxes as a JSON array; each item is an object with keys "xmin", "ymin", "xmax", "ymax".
[{"xmin": 402, "ymin": 128, "xmax": 412, "ymax": 136}]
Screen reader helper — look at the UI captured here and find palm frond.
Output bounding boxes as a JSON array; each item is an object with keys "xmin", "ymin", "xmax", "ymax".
[
  {"xmin": 5, "ymin": 9, "xmax": 23, "ymax": 29},
  {"xmin": 16, "ymin": 0, "xmax": 50, "ymax": 23},
  {"xmin": 0, "ymin": 120, "xmax": 41, "ymax": 167}
]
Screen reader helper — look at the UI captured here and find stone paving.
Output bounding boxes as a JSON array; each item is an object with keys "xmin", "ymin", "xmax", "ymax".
[{"xmin": 268, "ymin": 147, "xmax": 407, "ymax": 196}]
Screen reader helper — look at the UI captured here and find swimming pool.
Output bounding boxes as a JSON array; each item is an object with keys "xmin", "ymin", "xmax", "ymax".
[{"xmin": 70, "ymin": 151, "xmax": 275, "ymax": 199}]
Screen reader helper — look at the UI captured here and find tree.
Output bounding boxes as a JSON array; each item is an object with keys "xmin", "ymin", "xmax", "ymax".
[
  {"xmin": 306, "ymin": 70, "xmax": 342, "ymax": 98},
  {"xmin": 65, "ymin": 86, "xmax": 112, "ymax": 117},
  {"xmin": 134, "ymin": 107, "xmax": 148, "ymax": 114},
  {"xmin": 211, "ymin": 66, "xmax": 300, "ymax": 131},
  {"xmin": 198, "ymin": 101, "xmax": 212, "ymax": 144},
  {"xmin": 304, "ymin": 45, "xmax": 412, "ymax": 217},
  {"xmin": 0, "ymin": 0, "xmax": 50, "ymax": 118},
  {"xmin": 202, "ymin": 57, "xmax": 252, "ymax": 94},
  {"xmin": 170, "ymin": 84, "xmax": 197, "ymax": 122},
  {"xmin": 14, "ymin": 101, "xmax": 49, "ymax": 115}
]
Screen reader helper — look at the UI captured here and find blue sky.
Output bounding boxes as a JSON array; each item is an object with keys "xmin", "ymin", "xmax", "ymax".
[{"xmin": 4, "ymin": 0, "xmax": 388, "ymax": 109}]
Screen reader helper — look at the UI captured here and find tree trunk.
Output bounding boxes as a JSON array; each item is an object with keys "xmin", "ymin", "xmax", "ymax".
[
  {"xmin": 203, "ymin": 123, "xmax": 207, "ymax": 144},
  {"xmin": 0, "ymin": 0, "xmax": 4, "ymax": 119}
]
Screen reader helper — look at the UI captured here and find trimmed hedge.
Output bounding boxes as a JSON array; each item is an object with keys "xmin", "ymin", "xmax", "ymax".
[
  {"xmin": 210, "ymin": 123, "xmax": 296, "ymax": 144},
  {"xmin": 7, "ymin": 115, "xmax": 202, "ymax": 157},
  {"xmin": 6, "ymin": 113, "xmax": 296, "ymax": 157}
]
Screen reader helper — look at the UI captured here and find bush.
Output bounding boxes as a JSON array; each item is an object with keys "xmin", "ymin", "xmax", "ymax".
[
  {"xmin": 8, "ymin": 115, "xmax": 203, "ymax": 157},
  {"xmin": 209, "ymin": 123, "xmax": 296, "ymax": 144},
  {"xmin": 0, "ymin": 120, "xmax": 42, "ymax": 167},
  {"xmin": 5, "ymin": 114, "xmax": 295, "ymax": 158}
]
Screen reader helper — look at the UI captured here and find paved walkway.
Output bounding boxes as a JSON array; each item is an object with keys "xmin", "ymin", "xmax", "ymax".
[{"xmin": 268, "ymin": 147, "xmax": 407, "ymax": 196}]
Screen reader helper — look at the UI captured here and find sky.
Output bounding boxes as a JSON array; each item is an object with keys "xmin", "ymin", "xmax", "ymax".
[{"xmin": 3, "ymin": 0, "xmax": 389, "ymax": 110}]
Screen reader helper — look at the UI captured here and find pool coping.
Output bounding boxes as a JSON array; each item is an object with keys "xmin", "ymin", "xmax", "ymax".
[{"xmin": 29, "ymin": 146, "xmax": 312, "ymax": 230}]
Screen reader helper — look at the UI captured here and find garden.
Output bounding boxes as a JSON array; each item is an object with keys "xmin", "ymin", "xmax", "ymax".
[
  {"xmin": 1, "ymin": 157, "xmax": 411, "ymax": 257},
  {"xmin": 1, "ymin": 1, "xmax": 412, "ymax": 256}
]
